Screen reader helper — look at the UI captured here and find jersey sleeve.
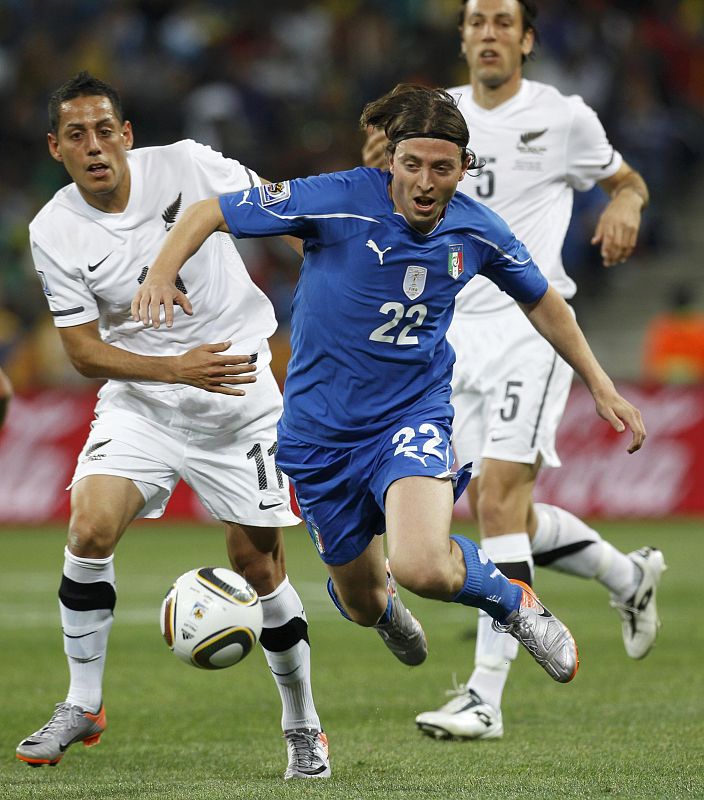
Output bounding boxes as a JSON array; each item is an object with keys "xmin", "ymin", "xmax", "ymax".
[
  {"xmin": 185, "ymin": 139, "xmax": 261, "ymax": 196},
  {"xmin": 473, "ymin": 217, "xmax": 548, "ymax": 304},
  {"xmin": 219, "ymin": 171, "xmax": 363, "ymax": 241},
  {"xmin": 565, "ymin": 97, "xmax": 623, "ymax": 191},
  {"xmin": 29, "ymin": 232, "xmax": 99, "ymax": 327}
]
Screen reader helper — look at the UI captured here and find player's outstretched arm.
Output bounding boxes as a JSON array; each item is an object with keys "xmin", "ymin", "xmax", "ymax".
[
  {"xmin": 59, "ymin": 321, "xmax": 256, "ymax": 396},
  {"xmin": 131, "ymin": 198, "xmax": 229, "ymax": 329},
  {"xmin": 593, "ymin": 161, "xmax": 649, "ymax": 267},
  {"xmin": 519, "ymin": 286, "xmax": 646, "ymax": 453}
]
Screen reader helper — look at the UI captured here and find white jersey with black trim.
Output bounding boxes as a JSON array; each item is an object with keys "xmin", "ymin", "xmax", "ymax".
[
  {"xmin": 29, "ymin": 139, "xmax": 277, "ymax": 397},
  {"xmin": 448, "ymin": 79, "xmax": 623, "ymax": 314}
]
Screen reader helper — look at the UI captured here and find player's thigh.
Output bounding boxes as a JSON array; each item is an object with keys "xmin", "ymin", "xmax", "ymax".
[
  {"xmin": 385, "ymin": 475, "xmax": 456, "ymax": 594},
  {"xmin": 451, "ymin": 385, "xmax": 488, "ymax": 469},
  {"xmin": 183, "ymin": 372, "xmax": 299, "ymax": 529},
  {"xmin": 448, "ymin": 312, "xmax": 495, "ymax": 467},
  {"xmin": 70, "ymin": 408, "xmax": 182, "ymax": 520},
  {"xmin": 276, "ymin": 434, "xmax": 387, "ymax": 567},
  {"xmin": 479, "ymin": 311, "xmax": 573, "ymax": 470}
]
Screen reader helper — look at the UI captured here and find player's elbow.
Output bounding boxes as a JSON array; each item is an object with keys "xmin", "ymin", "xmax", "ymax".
[{"xmin": 65, "ymin": 349, "xmax": 103, "ymax": 379}]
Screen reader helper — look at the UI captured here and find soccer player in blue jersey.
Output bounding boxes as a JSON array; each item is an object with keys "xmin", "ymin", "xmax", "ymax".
[{"xmin": 132, "ymin": 84, "xmax": 645, "ymax": 685}]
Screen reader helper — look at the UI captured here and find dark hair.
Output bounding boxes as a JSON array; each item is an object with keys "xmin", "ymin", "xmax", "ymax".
[
  {"xmin": 48, "ymin": 71, "xmax": 124, "ymax": 133},
  {"xmin": 458, "ymin": 0, "xmax": 539, "ymax": 62},
  {"xmin": 360, "ymin": 83, "xmax": 482, "ymax": 170}
]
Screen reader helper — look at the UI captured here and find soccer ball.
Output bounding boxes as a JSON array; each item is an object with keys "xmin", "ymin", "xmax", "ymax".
[{"xmin": 160, "ymin": 567, "xmax": 263, "ymax": 669}]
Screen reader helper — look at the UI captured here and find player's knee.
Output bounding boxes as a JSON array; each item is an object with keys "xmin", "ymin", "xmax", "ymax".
[
  {"xmin": 341, "ymin": 586, "xmax": 389, "ymax": 627},
  {"xmin": 67, "ymin": 508, "xmax": 121, "ymax": 557},
  {"xmin": 236, "ymin": 552, "xmax": 282, "ymax": 596},
  {"xmin": 392, "ymin": 558, "xmax": 452, "ymax": 599},
  {"xmin": 476, "ymin": 486, "xmax": 519, "ymax": 532}
]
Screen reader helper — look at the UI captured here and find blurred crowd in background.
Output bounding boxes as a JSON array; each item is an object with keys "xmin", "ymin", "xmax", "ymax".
[{"xmin": 1, "ymin": 0, "xmax": 703, "ymax": 390}]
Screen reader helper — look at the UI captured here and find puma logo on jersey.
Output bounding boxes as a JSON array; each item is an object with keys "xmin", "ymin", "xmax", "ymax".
[
  {"xmin": 237, "ymin": 190, "xmax": 254, "ymax": 207},
  {"xmin": 366, "ymin": 239, "xmax": 392, "ymax": 265},
  {"xmin": 403, "ymin": 451, "xmax": 429, "ymax": 466},
  {"xmin": 162, "ymin": 192, "xmax": 182, "ymax": 231}
]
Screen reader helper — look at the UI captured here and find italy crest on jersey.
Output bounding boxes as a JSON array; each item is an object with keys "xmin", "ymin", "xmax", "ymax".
[
  {"xmin": 308, "ymin": 520, "xmax": 325, "ymax": 555},
  {"xmin": 403, "ymin": 266, "xmax": 427, "ymax": 300},
  {"xmin": 448, "ymin": 244, "xmax": 464, "ymax": 279}
]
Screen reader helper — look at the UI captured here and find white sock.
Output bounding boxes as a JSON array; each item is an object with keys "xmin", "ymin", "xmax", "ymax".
[
  {"xmin": 60, "ymin": 548, "xmax": 115, "ymax": 713},
  {"xmin": 466, "ymin": 534, "xmax": 530, "ymax": 711},
  {"xmin": 259, "ymin": 577, "xmax": 321, "ymax": 732},
  {"xmin": 532, "ymin": 504, "xmax": 640, "ymax": 599},
  {"xmin": 467, "ymin": 611, "xmax": 519, "ymax": 711}
]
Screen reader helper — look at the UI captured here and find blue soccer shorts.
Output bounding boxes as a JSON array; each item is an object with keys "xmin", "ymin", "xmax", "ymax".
[{"xmin": 276, "ymin": 413, "xmax": 471, "ymax": 566}]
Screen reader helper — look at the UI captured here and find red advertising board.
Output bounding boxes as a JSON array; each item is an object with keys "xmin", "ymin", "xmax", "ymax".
[{"xmin": 0, "ymin": 384, "xmax": 702, "ymax": 523}]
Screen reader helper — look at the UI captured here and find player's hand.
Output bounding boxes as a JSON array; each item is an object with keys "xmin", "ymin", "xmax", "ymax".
[
  {"xmin": 362, "ymin": 126, "xmax": 389, "ymax": 169},
  {"xmin": 591, "ymin": 193, "xmax": 642, "ymax": 267},
  {"xmin": 592, "ymin": 386, "xmax": 646, "ymax": 453},
  {"xmin": 171, "ymin": 342, "xmax": 257, "ymax": 395},
  {"xmin": 131, "ymin": 272, "xmax": 193, "ymax": 329}
]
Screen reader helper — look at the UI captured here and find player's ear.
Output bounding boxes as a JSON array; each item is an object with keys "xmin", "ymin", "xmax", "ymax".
[
  {"xmin": 521, "ymin": 27, "xmax": 535, "ymax": 59},
  {"xmin": 120, "ymin": 120, "xmax": 134, "ymax": 151},
  {"xmin": 47, "ymin": 132, "xmax": 62, "ymax": 163}
]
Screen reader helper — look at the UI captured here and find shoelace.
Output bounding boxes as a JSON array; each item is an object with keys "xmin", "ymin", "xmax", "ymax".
[
  {"xmin": 445, "ymin": 674, "xmax": 469, "ymax": 698},
  {"xmin": 609, "ymin": 598, "xmax": 640, "ymax": 617},
  {"xmin": 34, "ymin": 703, "xmax": 79, "ymax": 738},
  {"xmin": 286, "ymin": 731, "xmax": 318, "ymax": 769}
]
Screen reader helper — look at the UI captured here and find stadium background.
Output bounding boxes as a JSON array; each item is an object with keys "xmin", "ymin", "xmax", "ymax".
[{"xmin": 0, "ymin": 0, "xmax": 703, "ymax": 521}]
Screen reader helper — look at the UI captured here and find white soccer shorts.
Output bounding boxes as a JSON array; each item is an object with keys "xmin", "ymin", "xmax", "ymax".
[
  {"xmin": 70, "ymin": 365, "xmax": 299, "ymax": 527},
  {"xmin": 448, "ymin": 301, "xmax": 574, "ymax": 476}
]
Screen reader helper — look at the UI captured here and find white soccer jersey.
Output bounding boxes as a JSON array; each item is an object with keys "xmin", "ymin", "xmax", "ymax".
[
  {"xmin": 30, "ymin": 140, "xmax": 277, "ymax": 394},
  {"xmin": 448, "ymin": 79, "xmax": 623, "ymax": 314}
]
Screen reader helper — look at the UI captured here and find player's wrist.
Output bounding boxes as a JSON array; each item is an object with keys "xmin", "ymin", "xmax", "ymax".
[
  {"xmin": 160, "ymin": 355, "xmax": 181, "ymax": 384},
  {"xmin": 611, "ymin": 184, "xmax": 647, "ymax": 211}
]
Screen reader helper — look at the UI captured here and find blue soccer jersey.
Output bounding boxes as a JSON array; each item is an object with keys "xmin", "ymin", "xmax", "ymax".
[{"xmin": 219, "ymin": 167, "xmax": 547, "ymax": 445}]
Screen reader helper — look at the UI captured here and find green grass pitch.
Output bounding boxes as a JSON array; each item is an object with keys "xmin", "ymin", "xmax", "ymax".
[{"xmin": 1, "ymin": 519, "xmax": 702, "ymax": 799}]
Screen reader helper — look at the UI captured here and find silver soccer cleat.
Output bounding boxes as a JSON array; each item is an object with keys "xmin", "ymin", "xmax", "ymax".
[
  {"xmin": 283, "ymin": 728, "xmax": 331, "ymax": 779},
  {"xmin": 492, "ymin": 580, "xmax": 579, "ymax": 683},
  {"xmin": 415, "ymin": 684, "xmax": 503, "ymax": 740},
  {"xmin": 16, "ymin": 702, "xmax": 106, "ymax": 767},
  {"xmin": 610, "ymin": 546, "xmax": 666, "ymax": 659},
  {"xmin": 374, "ymin": 564, "xmax": 427, "ymax": 666}
]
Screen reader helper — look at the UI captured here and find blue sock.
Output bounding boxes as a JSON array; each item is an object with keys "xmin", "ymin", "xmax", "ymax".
[
  {"xmin": 326, "ymin": 577, "xmax": 393, "ymax": 624},
  {"xmin": 450, "ymin": 535, "xmax": 522, "ymax": 622},
  {"xmin": 376, "ymin": 595, "xmax": 393, "ymax": 625}
]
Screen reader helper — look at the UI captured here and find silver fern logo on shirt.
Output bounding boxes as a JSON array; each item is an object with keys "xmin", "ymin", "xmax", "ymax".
[
  {"xmin": 162, "ymin": 192, "xmax": 183, "ymax": 231},
  {"xmin": 403, "ymin": 266, "xmax": 427, "ymax": 300},
  {"xmin": 517, "ymin": 129, "xmax": 548, "ymax": 154}
]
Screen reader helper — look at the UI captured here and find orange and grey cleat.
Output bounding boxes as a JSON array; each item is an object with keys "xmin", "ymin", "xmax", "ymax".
[
  {"xmin": 16, "ymin": 702, "xmax": 106, "ymax": 767},
  {"xmin": 493, "ymin": 580, "xmax": 579, "ymax": 683}
]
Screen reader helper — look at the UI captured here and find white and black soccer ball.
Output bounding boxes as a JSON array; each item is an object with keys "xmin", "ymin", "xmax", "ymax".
[{"xmin": 160, "ymin": 567, "xmax": 263, "ymax": 669}]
